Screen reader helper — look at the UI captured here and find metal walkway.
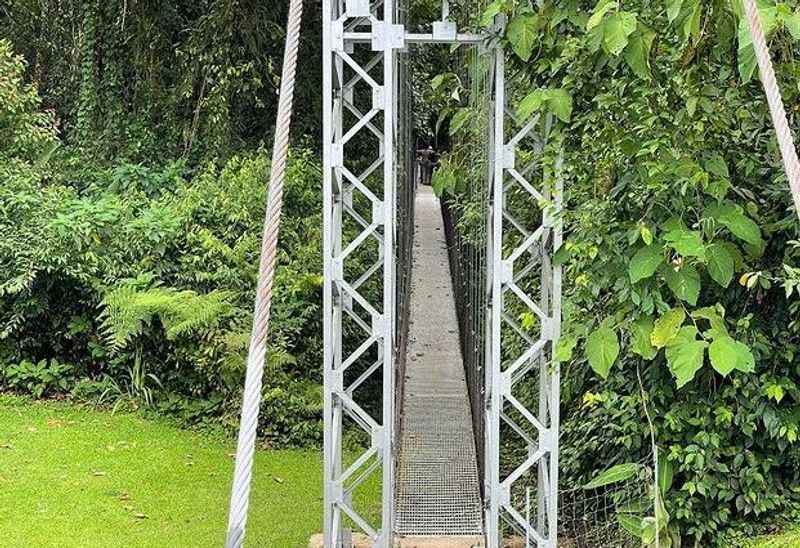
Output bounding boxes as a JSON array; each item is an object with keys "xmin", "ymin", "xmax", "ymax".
[{"xmin": 395, "ymin": 185, "xmax": 483, "ymax": 536}]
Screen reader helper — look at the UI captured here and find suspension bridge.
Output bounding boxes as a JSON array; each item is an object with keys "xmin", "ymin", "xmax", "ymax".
[{"xmin": 222, "ymin": 0, "xmax": 800, "ymax": 547}]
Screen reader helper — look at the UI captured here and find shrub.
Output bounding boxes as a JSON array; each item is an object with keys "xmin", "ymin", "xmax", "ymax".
[
  {"xmin": 1, "ymin": 359, "xmax": 75, "ymax": 398},
  {"xmin": 0, "ymin": 143, "xmax": 325, "ymax": 445},
  {"xmin": 0, "ymin": 38, "xmax": 58, "ymax": 169}
]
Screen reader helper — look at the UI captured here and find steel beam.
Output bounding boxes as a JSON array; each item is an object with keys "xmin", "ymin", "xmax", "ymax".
[
  {"xmin": 324, "ymin": 6, "xmax": 563, "ymax": 547},
  {"xmin": 485, "ymin": 39, "xmax": 563, "ymax": 548},
  {"xmin": 323, "ymin": 1, "xmax": 399, "ymax": 546},
  {"xmin": 342, "ymin": 31, "xmax": 484, "ymax": 44}
]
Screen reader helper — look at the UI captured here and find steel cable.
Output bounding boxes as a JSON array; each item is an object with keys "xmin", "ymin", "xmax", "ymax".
[
  {"xmin": 225, "ymin": 0, "xmax": 303, "ymax": 545},
  {"xmin": 743, "ymin": 0, "xmax": 800, "ymax": 221}
]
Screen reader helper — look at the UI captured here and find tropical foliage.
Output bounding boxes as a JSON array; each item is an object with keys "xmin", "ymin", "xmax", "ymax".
[
  {"xmin": 447, "ymin": 0, "xmax": 800, "ymax": 544},
  {"xmin": 0, "ymin": 31, "xmax": 325, "ymax": 446},
  {"xmin": 3, "ymin": 0, "xmax": 800, "ymax": 544}
]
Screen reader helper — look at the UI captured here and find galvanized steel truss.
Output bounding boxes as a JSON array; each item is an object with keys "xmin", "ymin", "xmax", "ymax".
[
  {"xmin": 485, "ymin": 47, "xmax": 563, "ymax": 548},
  {"xmin": 322, "ymin": 5, "xmax": 562, "ymax": 546},
  {"xmin": 322, "ymin": 1, "xmax": 400, "ymax": 546}
]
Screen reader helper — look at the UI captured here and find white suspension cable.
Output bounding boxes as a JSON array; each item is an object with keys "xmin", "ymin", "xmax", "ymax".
[
  {"xmin": 225, "ymin": 0, "xmax": 303, "ymax": 546},
  {"xmin": 743, "ymin": 0, "xmax": 800, "ymax": 221}
]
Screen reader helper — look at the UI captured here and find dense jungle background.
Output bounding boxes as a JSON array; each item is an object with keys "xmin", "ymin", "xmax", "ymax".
[{"xmin": 2, "ymin": 0, "xmax": 800, "ymax": 545}]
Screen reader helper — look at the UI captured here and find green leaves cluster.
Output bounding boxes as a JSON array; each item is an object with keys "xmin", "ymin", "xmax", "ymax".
[
  {"xmin": 581, "ymin": 195, "xmax": 764, "ymax": 387},
  {"xmin": 587, "ymin": 0, "xmax": 656, "ymax": 78},
  {"xmin": 100, "ymin": 286, "xmax": 235, "ymax": 352},
  {"xmin": 735, "ymin": 1, "xmax": 800, "ymax": 81},
  {"xmin": 430, "ymin": 158, "xmax": 467, "ymax": 198},
  {"xmin": 517, "ymin": 88, "xmax": 573, "ymax": 122},
  {"xmin": 587, "ymin": 304, "xmax": 755, "ymax": 389},
  {"xmin": 626, "ymin": 200, "xmax": 761, "ymax": 299},
  {"xmin": 0, "ymin": 39, "xmax": 58, "ymax": 167}
]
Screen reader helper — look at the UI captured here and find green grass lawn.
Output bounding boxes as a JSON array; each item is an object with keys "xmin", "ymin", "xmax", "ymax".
[
  {"xmin": 2, "ymin": 394, "xmax": 795, "ymax": 547},
  {"xmin": 749, "ymin": 528, "xmax": 800, "ymax": 548},
  {"xmin": 0, "ymin": 395, "xmax": 379, "ymax": 547}
]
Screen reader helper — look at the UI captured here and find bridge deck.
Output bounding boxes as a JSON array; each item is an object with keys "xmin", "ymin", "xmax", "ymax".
[{"xmin": 394, "ymin": 184, "xmax": 483, "ymax": 536}]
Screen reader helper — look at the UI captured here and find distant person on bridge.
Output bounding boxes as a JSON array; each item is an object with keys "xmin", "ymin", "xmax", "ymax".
[{"xmin": 417, "ymin": 145, "xmax": 438, "ymax": 186}]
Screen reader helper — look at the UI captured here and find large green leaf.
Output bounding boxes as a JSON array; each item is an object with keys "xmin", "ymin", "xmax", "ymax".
[
  {"xmin": 630, "ymin": 317, "xmax": 657, "ymax": 360},
  {"xmin": 664, "ymin": 228, "xmax": 705, "ymax": 259},
  {"xmin": 666, "ymin": 0, "xmax": 684, "ymax": 23},
  {"xmin": 669, "ymin": 323, "xmax": 700, "ymax": 346},
  {"xmin": 664, "ymin": 264, "xmax": 700, "ymax": 305},
  {"xmin": 721, "ymin": 241, "xmax": 745, "ymax": 270},
  {"xmin": 517, "ymin": 90, "xmax": 545, "ymax": 120},
  {"xmin": 623, "ymin": 24, "xmax": 656, "ymax": 78},
  {"xmin": 666, "ymin": 326, "xmax": 707, "ymax": 388},
  {"xmin": 708, "ymin": 202, "xmax": 762, "ymax": 247},
  {"xmin": 617, "ymin": 499, "xmax": 651, "ymax": 514},
  {"xmin": 737, "ymin": 7, "xmax": 778, "ymax": 82},
  {"xmin": 603, "ymin": 12, "xmax": 638, "ymax": 56},
  {"xmin": 517, "ymin": 88, "xmax": 572, "ymax": 122},
  {"xmin": 733, "ymin": 339, "xmax": 755, "ymax": 373},
  {"xmin": 667, "ymin": 346, "xmax": 707, "ymax": 388},
  {"xmin": 737, "ymin": 24, "xmax": 757, "ymax": 83},
  {"xmin": 448, "ymin": 108, "xmax": 471, "ymax": 135},
  {"xmin": 641, "ymin": 517, "xmax": 658, "ymax": 545},
  {"xmin": 583, "ymin": 463, "xmax": 639, "ymax": 489},
  {"xmin": 430, "ymin": 166, "xmax": 455, "ymax": 198},
  {"xmin": 783, "ymin": 10, "xmax": 800, "ymax": 40},
  {"xmin": 691, "ymin": 305, "xmax": 729, "ymax": 336},
  {"xmin": 683, "ymin": 0, "xmax": 702, "ymax": 43},
  {"xmin": 705, "ymin": 153, "xmax": 730, "ymax": 179},
  {"xmin": 658, "ymin": 457, "xmax": 674, "ymax": 495},
  {"xmin": 586, "ymin": 326, "xmax": 619, "ymax": 379},
  {"xmin": 587, "ymin": 0, "xmax": 618, "ymax": 30},
  {"xmin": 662, "ymin": 216, "xmax": 686, "ymax": 232},
  {"xmin": 617, "ymin": 514, "xmax": 645, "ymax": 537},
  {"xmin": 480, "ymin": 0, "xmax": 505, "ymax": 27},
  {"xmin": 507, "ymin": 14, "xmax": 539, "ymax": 61},
  {"xmin": 629, "ymin": 244, "xmax": 663, "ymax": 283},
  {"xmin": 706, "ymin": 243, "xmax": 734, "ymax": 287},
  {"xmin": 652, "ymin": 308, "xmax": 686, "ymax": 348},
  {"xmin": 547, "ymin": 88, "xmax": 573, "ymax": 122},
  {"xmin": 554, "ymin": 334, "xmax": 577, "ymax": 363},
  {"xmin": 708, "ymin": 335, "xmax": 739, "ymax": 376}
]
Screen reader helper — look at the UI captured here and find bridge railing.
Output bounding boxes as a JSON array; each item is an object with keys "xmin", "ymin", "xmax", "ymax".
[
  {"xmin": 441, "ymin": 196, "xmax": 488, "ymax": 487},
  {"xmin": 393, "ymin": 52, "xmax": 416, "ymax": 444}
]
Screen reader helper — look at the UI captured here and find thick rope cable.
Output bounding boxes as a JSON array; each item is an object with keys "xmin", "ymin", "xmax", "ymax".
[
  {"xmin": 225, "ymin": 0, "xmax": 303, "ymax": 546},
  {"xmin": 742, "ymin": 0, "xmax": 800, "ymax": 221}
]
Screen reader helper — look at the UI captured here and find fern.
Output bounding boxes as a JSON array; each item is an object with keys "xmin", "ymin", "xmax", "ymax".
[
  {"xmin": 221, "ymin": 329, "xmax": 297, "ymax": 376},
  {"xmin": 100, "ymin": 286, "xmax": 234, "ymax": 351}
]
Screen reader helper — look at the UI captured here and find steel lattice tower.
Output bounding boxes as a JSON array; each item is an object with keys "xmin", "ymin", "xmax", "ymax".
[{"xmin": 321, "ymin": 3, "xmax": 562, "ymax": 546}]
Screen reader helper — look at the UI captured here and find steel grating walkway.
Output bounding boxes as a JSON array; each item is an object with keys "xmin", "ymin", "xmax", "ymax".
[{"xmin": 395, "ymin": 184, "xmax": 483, "ymax": 536}]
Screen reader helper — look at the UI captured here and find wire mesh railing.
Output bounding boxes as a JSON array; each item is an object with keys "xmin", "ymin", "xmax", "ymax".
[
  {"xmin": 394, "ymin": 41, "xmax": 416, "ymax": 440},
  {"xmin": 437, "ymin": 37, "xmax": 493, "ymax": 490},
  {"xmin": 558, "ymin": 455, "xmax": 660, "ymax": 548},
  {"xmin": 441, "ymin": 195, "xmax": 488, "ymax": 483}
]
